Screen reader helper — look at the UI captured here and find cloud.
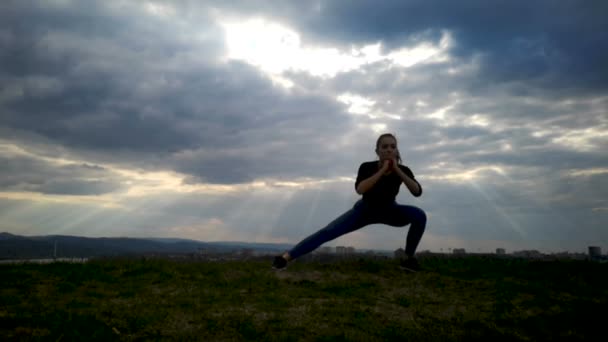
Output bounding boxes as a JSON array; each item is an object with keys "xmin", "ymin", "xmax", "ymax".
[
  {"xmin": 269, "ymin": 0, "xmax": 608, "ymax": 94},
  {"xmin": 0, "ymin": 1, "xmax": 368, "ymax": 186},
  {"xmin": 0, "ymin": 146, "xmax": 123, "ymax": 195},
  {"xmin": 0, "ymin": 1, "xmax": 606, "ymax": 253}
]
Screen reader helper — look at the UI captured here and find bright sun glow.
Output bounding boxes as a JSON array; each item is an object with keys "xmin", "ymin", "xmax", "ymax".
[
  {"xmin": 337, "ymin": 93, "xmax": 376, "ymax": 115},
  {"xmin": 336, "ymin": 92, "xmax": 402, "ymax": 121},
  {"xmin": 220, "ymin": 17, "xmax": 451, "ymax": 84}
]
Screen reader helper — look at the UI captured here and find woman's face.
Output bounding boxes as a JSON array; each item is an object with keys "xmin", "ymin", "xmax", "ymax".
[{"xmin": 376, "ymin": 136, "xmax": 398, "ymax": 161}]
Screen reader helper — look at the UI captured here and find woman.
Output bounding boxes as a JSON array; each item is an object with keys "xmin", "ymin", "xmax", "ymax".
[{"xmin": 272, "ymin": 133, "xmax": 427, "ymax": 272}]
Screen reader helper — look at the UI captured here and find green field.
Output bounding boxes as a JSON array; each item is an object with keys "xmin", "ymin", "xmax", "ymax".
[{"xmin": 1, "ymin": 256, "xmax": 606, "ymax": 341}]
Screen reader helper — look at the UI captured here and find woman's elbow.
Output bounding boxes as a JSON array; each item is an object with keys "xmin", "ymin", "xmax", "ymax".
[{"xmin": 355, "ymin": 185, "xmax": 365, "ymax": 195}]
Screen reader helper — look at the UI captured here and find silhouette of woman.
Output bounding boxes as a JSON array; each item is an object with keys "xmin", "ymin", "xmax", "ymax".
[{"xmin": 272, "ymin": 133, "xmax": 426, "ymax": 272}]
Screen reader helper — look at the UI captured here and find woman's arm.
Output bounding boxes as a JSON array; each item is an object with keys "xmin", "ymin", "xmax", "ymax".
[
  {"xmin": 394, "ymin": 166, "xmax": 422, "ymax": 197},
  {"xmin": 356, "ymin": 163, "xmax": 389, "ymax": 194}
]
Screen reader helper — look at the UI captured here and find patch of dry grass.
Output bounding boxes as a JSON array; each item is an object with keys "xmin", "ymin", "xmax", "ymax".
[{"xmin": 1, "ymin": 256, "xmax": 606, "ymax": 341}]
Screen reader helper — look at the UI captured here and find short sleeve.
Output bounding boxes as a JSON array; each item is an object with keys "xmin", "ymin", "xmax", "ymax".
[{"xmin": 355, "ymin": 163, "xmax": 368, "ymax": 190}]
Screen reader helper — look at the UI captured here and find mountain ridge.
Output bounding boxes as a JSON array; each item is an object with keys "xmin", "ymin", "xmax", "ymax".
[{"xmin": 0, "ymin": 232, "xmax": 295, "ymax": 259}]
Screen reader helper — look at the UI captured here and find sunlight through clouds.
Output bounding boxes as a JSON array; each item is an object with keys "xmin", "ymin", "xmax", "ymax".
[
  {"xmin": 337, "ymin": 93, "xmax": 401, "ymax": 123},
  {"xmin": 469, "ymin": 114, "xmax": 490, "ymax": 127},
  {"xmin": 425, "ymin": 105, "xmax": 453, "ymax": 123},
  {"xmin": 388, "ymin": 30, "xmax": 453, "ymax": 67},
  {"xmin": 529, "ymin": 123, "xmax": 608, "ymax": 153},
  {"xmin": 469, "ymin": 181, "xmax": 527, "ymax": 239},
  {"xmin": 371, "ymin": 123, "xmax": 388, "ymax": 134},
  {"xmin": 219, "ymin": 185, "xmax": 298, "ymax": 244},
  {"xmin": 552, "ymin": 127, "xmax": 608, "ymax": 152},
  {"xmin": 424, "ymin": 165, "xmax": 508, "ymax": 183},
  {"xmin": 0, "ymin": 191, "xmax": 123, "ymax": 209},
  {"xmin": 566, "ymin": 168, "xmax": 608, "ymax": 177},
  {"xmin": 337, "ymin": 93, "xmax": 376, "ymax": 115},
  {"xmin": 220, "ymin": 17, "xmax": 451, "ymax": 83},
  {"xmin": 167, "ymin": 218, "xmax": 232, "ymax": 241},
  {"xmin": 254, "ymin": 189, "xmax": 297, "ymax": 243},
  {"xmin": 2, "ymin": 1, "xmax": 607, "ymax": 254},
  {"xmin": 143, "ymin": 2, "xmax": 176, "ymax": 17}
]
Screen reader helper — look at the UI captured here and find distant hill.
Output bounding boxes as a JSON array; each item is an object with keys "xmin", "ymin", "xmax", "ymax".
[
  {"xmin": 0, "ymin": 232, "xmax": 294, "ymax": 259},
  {"xmin": 0, "ymin": 232, "xmax": 27, "ymax": 240}
]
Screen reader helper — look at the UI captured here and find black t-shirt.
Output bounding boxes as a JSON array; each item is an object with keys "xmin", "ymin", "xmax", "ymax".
[{"xmin": 355, "ymin": 161, "xmax": 422, "ymax": 205}]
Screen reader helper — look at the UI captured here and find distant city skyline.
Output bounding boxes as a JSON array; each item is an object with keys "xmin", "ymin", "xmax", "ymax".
[
  {"xmin": 1, "ymin": 231, "xmax": 605, "ymax": 265},
  {"xmin": 2, "ymin": 230, "xmax": 606, "ymax": 256}
]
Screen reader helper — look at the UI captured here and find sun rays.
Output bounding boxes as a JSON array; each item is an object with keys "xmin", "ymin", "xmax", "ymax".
[
  {"xmin": 219, "ymin": 16, "xmax": 451, "ymax": 84},
  {"xmin": 468, "ymin": 180, "xmax": 527, "ymax": 240}
]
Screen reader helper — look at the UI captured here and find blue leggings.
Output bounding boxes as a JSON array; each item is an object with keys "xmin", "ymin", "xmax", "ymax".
[{"xmin": 288, "ymin": 199, "xmax": 427, "ymax": 259}]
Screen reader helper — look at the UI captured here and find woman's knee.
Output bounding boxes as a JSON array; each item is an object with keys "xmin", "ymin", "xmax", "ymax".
[{"xmin": 411, "ymin": 206, "xmax": 427, "ymax": 226}]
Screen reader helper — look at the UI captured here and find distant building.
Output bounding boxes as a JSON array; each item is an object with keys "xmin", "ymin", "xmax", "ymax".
[
  {"xmin": 496, "ymin": 248, "xmax": 506, "ymax": 255},
  {"xmin": 453, "ymin": 248, "xmax": 466, "ymax": 255},
  {"xmin": 318, "ymin": 246, "xmax": 333, "ymax": 254},
  {"xmin": 240, "ymin": 248, "xmax": 253, "ymax": 257},
  {"xmin": 313, "ymin": 246, "xmax": 333, "ymax": 255},
  {"xmin": 345, "ymin": 247, "xmax": 355, "ymax": 254},
  {"xmin": 550, "ymin": 252, "xmax": 588, "ymax": 260},
  {"xmin": 588, "ymin": 246, "xmax": 602, "ymax": 260},
  {"xmin": 336, "ymin": 246, "xmax": 346, "ymax": 256},
  {"xmin": 394, "ymin": 248, "xmax": 405, "ymax": 259},
  {"xmin": 512, "ymin": 250, "xmax": 543, "ymax": 259}
]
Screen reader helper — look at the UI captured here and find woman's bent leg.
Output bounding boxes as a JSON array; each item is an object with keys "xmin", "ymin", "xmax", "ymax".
[
  {"xmin": 288, "ymin": 201, "xmax": 370, "ymax": 260},
  {"xmin": 382, "ymin": 204, "xmax": 427, "ymax": 257}
]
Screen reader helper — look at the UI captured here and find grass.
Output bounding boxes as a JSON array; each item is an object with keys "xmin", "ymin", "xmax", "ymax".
[{"xmin": 1, "ymin": 255, "xmax": 607, "ymax": 341}]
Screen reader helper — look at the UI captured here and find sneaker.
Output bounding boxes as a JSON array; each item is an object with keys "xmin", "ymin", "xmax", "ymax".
[
  {"xmin": 272, "ymin": 255, "xmax": 288, "ymax": 270},
  {"xmin": 399, "ymin": 257, "xmax": 421, "ymax": 272}
]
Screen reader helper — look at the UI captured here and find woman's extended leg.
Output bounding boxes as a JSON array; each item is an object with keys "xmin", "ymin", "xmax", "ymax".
[
  {"xmin": 381, "ymin": 204, "xmax": 427, "ymax": 257},
  {"xmin": 286, "ymin": 200, "xmax": 372, "ymax": 260}
]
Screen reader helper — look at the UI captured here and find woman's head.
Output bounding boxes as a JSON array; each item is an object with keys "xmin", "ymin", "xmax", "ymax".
[{"xmin": 375, "ymin": 133, "xmax": 401, "ymax": 163}]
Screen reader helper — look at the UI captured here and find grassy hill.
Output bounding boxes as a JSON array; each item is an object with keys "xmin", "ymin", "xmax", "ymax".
[{"xmin": 1, "ymin": 255, "xmax": 606, "ymax": 341}]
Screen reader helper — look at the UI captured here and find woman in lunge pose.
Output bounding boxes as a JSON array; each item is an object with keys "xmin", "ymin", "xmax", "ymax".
[{"xmin": 272, "ymin": 133, "xmax": 426, "ymax": 272}]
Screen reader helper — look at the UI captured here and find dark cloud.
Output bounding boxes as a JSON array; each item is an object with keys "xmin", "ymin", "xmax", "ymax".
[
  {"xmin": 0, "ymin": 154, "xmax": 122, "ymax": 195},
  {"xmin": 296, "ymin": 0, "xmax": 608, "ymax": 93},
  {"xmin": 0, "ymin": 2, "xmax": 360, "ymax": 184},
  {"xmin": 0, "ymin": 1, "xmax": 606, "ymax": 251},
  {"xmin": 1, "ymin": 1, "xmax": 179, "ymax": 77},
  {"xmin": 312, "ymin": 56, "xmax": 607, "ymax": 181},
  {"xmin": 3, "ymin": 1, "xmax": 604, "ymax": 186},
  {"xmin": 0, "ymin": 1, "xmax": 223, "ymax": 153},
  {"xmin": 36, "ymin": 179, "xmax": 120, "ymax": 196},
  {"xmin": 202, "ymin": 0, "xmax": 605, "ymax": 98}
]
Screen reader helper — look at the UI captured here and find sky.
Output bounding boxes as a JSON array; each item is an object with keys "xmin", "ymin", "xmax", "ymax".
[{"xmin": 1, "ymin": 0, "xmax": 607, "ymax": 254}]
